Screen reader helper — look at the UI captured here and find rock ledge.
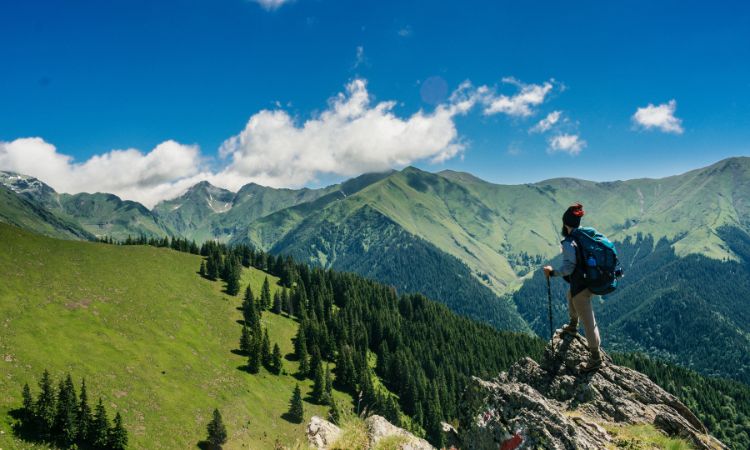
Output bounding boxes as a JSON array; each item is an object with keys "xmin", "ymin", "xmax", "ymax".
[{"xmin": 458, "ymin": 331, "xmax": 726, "ymax": 450}]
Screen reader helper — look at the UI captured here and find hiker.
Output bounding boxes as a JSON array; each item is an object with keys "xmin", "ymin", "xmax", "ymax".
[{"xmin": 543, "ymin": 203, "xmax": 603, "ymax": 372}]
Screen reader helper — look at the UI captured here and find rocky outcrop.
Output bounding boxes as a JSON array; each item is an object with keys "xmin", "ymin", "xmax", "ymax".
[
  {"xmin": 458, "ymin": 331, "xmax": 726, "ymax": 450},
  {"xmin": 306, "ymin": 415, "xmax": 435, "ymax": 450},
  {"xmin": 307, "ymin": 416, "xmax": 342, "ymax": 449}
]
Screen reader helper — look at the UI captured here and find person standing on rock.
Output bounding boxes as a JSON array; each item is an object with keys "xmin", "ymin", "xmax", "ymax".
[{"xmin": 543, "ymin": 203, "xmax": 603, "ymax": 372}]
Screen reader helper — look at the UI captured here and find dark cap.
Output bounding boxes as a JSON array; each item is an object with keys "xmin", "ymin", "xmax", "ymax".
[{"xmin": 563, "ymin": 202, "xmax": 585, "ymax": 228}]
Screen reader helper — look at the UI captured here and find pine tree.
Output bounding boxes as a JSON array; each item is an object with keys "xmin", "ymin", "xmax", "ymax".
[
  {"xmin": 36, "ymin": 369, "xmax": 56, "ymax": 438},
  {"xmin": 324, "ymin": 364, "xmax": 334, "ymax": 405},
  {"xmin": 77, "ymin": 378, "xmax": 93, "ymax": 444},
  {"xmin": 108, "ymin": 412, "xmax": 128, "ymax": 450},
  {"xmin": 288, "ymin": 385, "xmax": 304, "ymax": 424},
  {"xmin": 271, "ymin": 343, "xmax": 283, "ymax": 375},
  {"xmin": 311, "ymin": 364, "xmax": 326, "ymax": 404},
  {"xmin": 242, "ymin": 285, "xmax": 258, "ymax": 329},
  {"xmin": 248, "ymin": 337, "xmax": 262, "ymax": 374},
  {"xmin": 199, "ymin": 260, "xmax": 207, "ymax": 278},
  {"xmin": 260, "ymin": 277, "xmax": 271, "ymax": 310},
  {"xmin": 272, "ymin": 291, "xmax": 282, "ymax": 314},
  {"xmin": 226, "ymin": 273, "xmax": 240, "ymax": 296},
  {"xmin": 239, "ymin": 325, "xmax": 251, "ymax": 355},
  {"xmin": 206, "ymin": 408, "xmax": 227, "ymax": 449},
  {"xmin": 261, "ymin": 328, "xmax": 271, "ymax": 367},
  {"xmin": 91, "ymin": 398, "xmax": 110, "ymax": 448},
  {"xmin": 54, "ymin": 374, "xmax": 78, "ymax": 445},
  {"xmin": 22, "ymin": 383, "xmax": 33, "ymax": 421},
  {"xmin": 206, "ymin": 253, "xmax": 219, "ymax": 280}
]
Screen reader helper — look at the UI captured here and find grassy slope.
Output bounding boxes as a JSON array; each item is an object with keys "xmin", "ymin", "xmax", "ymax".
[{"xmin": 0, "ymin": 223, "xmax": 351, "ymax": 449}]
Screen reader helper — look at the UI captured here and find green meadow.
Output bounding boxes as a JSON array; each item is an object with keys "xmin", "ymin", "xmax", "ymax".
[{"xmin": 0, "ymin": 223, "xmax": 351, "ymax": 449}]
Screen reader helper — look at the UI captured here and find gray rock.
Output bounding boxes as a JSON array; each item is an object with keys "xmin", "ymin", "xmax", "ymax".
[
  {"xmin": 365, "ymin": 415, "xmax": 435, "ymax": 450},
  {"xmin": 458, "ymin": 331, "xmax": 727, "ymax": 450},
  {"xmin": 307, "ymin": 415, "xmax": 342, "ymax": 449}
]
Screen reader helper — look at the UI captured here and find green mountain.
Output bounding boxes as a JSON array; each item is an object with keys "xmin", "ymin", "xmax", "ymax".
[
  {"xmin": 0, "ymin": 171, "xmax": 172, "ymax": 240},
  {"xmin": 152, "ymin": 172, "xmax": 394, "ymax": 243}
]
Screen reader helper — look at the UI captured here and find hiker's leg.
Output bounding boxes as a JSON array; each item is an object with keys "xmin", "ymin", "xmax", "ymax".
[
  {"xmin": 566, "ymin": 290, "xmax": 578, "ymax": 322},
  {"xmin": 571, "ymin": 289, "xmax": 600, "ymax": 351}
]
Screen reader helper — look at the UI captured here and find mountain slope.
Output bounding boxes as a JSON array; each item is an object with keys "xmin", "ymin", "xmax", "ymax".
[
  {"xmin": 0, "ymin": 185, "xmax": 94, "ymax": 240},
  {"xmin": 0, "ymin": 223, "xmax": 350, "ymax": 449},
  {"xmin": 0, "ymin": 171, "xmax": 172, "ymax": 240}
]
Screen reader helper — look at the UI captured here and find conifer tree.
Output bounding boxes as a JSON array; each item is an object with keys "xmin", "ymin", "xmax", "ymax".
[
  {"xmin": 288, "ymin": 385, "xmax": 304, "ymax": 424},
  {"xmin": 242, "ymin": 285, "xmax": 259, "ymax": 328},
  {"xmin": 206, "ymin": 253, "xmax": 219, "ymax": 280},
  {"xmin": 260, "ymin": 277, "xmax": 271, "ymax": 310},
  {"xmin": 36, "ymin": 369, "xmax": 56, "ymax": 438},
  {"xmin": 311, "ymin": 364, "xmax": 326, "ymax": 404},
  {"xmin": 226, "ymin": 270, "xmax": 240, "ymax": 296},
  {"xmin": 108, "ymin": 412, "xmax": 128, "ymax": 450},
  {"xmin": 272, "ymin": 291, "xmax": 282, "ymax": 314},
  {"xmin": 261, "ymin": 328, "xmax": 271, "ymax": 367},
  {"xmin": 199, "ymin": 260, "xmax": 207, "ymax": 278},
  {"xmin": 324, "ymin": 364, "xmax": 334, "ymax": 405},
  {"xmin": 22, "ymin": 383, "xmax": 33, "ymax": 421},
  {"xmin": 298, "ymin": 344, "xmax": 310, "ymax": 377},
  {"xmin": 54, "ymin": 374, "xmax": 78, "ymax": 445},
  {"xmin": 91, "ymin": 398, "xmax": 110, "ymax": 448},
  {"xmin": 239, "ymin": 325, "xmax": 251, "ymax": 355},
  {"xmin": 248, "ymin": 338, "xmax": 262, "ymax": 374},
  {"xmin": 77, "ymin": 378, "xmax": 93, "ymax": 444},
  {"xmin": 271, "ymin": 344, "xmax": 283, "ymax": 375},
  {"xmin": 206, "ymin": 408, "xmax": 227, "ymax": 449}
]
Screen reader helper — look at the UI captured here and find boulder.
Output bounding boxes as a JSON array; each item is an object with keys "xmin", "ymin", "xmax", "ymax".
[
  {"xmin": 365, "ymin": 415, "xmax": 435, "ymax": 450},
  {"xmin": 307, "ymin": 415, "xmax": 342, "ymax": 449}
]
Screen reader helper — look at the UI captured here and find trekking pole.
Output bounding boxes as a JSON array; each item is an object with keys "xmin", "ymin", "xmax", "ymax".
[{"xmin": 546, "ymin": 276, "xmax": 554, "ymax": 341}]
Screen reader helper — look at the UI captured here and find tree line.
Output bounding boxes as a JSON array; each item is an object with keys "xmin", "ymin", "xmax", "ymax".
[{"xmin": 16, "ymin": 370, "xmax": 128, "ymax": 449}]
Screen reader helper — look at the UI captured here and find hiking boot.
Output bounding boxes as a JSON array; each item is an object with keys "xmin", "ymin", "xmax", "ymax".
[
  {"xmin": 580, "ymin": 349, "xmax": 604, "ymax": 373},
  {"xmin": 561, "ymin": 321, "xmax": 578, "ymax": 336}
]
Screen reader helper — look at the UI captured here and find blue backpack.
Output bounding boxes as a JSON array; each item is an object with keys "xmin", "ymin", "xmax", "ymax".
[{"xmin": 571, "ymin": 227, "xmax": 623, "ymax": 295}]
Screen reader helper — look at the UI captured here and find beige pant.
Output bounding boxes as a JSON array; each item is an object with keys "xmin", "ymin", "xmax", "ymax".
[{"xmin": 566, "ymin": 288, "xmax": 601, "ymax": 352}]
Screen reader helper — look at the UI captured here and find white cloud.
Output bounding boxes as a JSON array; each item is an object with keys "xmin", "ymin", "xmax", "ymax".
[
  {"xmin": 548, "ymin": 134, "xmax": 586, "ymax": 156},
  {"xmin": 215, "ymin": 79, "xmax": 472, "ymax": 189},
  {"xmin": 253, "ymin": 0, "xmax": 291, "ymax": 10},
  {"xmin": 481, "ymin": 78, "xmax": 555, "ymax": 117},
  {"xmin": 0, "ymin": 138, "xmax": 207, "ymax": 208},
  {"xmin": 530, "ymin": 110, "xmax": 562, "ymax": 133},
  {"xmin": 632, "ymin": 99, "xmax": 684, "ymax": 134},
  {"xmin": 1, "ymin": 76, "xmax": 566, "ymax": 206}
]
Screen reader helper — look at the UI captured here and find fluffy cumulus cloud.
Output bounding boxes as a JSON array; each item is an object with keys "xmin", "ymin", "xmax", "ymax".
[
  {"xmin": 548, "ymin": 134, "xmax": 586, "ymax": 156},
  {"xmin": 253, "ymin": 0, "xmax": 291, "ymax": 11},
  {"xmin": 0, "ymin": 76, "xmax": 566, "ymax": 206},
  {"xmin": 481, "ymin": 77, "xmax": 555, "ymax": 117},
  {"xmin": 530, "ymin": 110, "xmax": 561, "ymax": 133},
  {"xmin": 632, "ymin": 99, "xmax": 684, "ymax": 134},
  {"xmin": 0, "ymin": 138, "xmax": 207, "ymax": 208},
  {"xmin": 215, "ymin": 79, "xmax": 471, "ymax": 189}
]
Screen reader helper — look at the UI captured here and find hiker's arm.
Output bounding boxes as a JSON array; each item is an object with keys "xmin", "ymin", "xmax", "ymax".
[{"xmin": 549, "ymin": 240, "xmax": 577, "ymax": 277}]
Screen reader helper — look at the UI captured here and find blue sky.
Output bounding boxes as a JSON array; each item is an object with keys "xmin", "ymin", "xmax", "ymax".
[{"xmin": 1, "ymin": 0, "xmax": 749, "ymax": 205}]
